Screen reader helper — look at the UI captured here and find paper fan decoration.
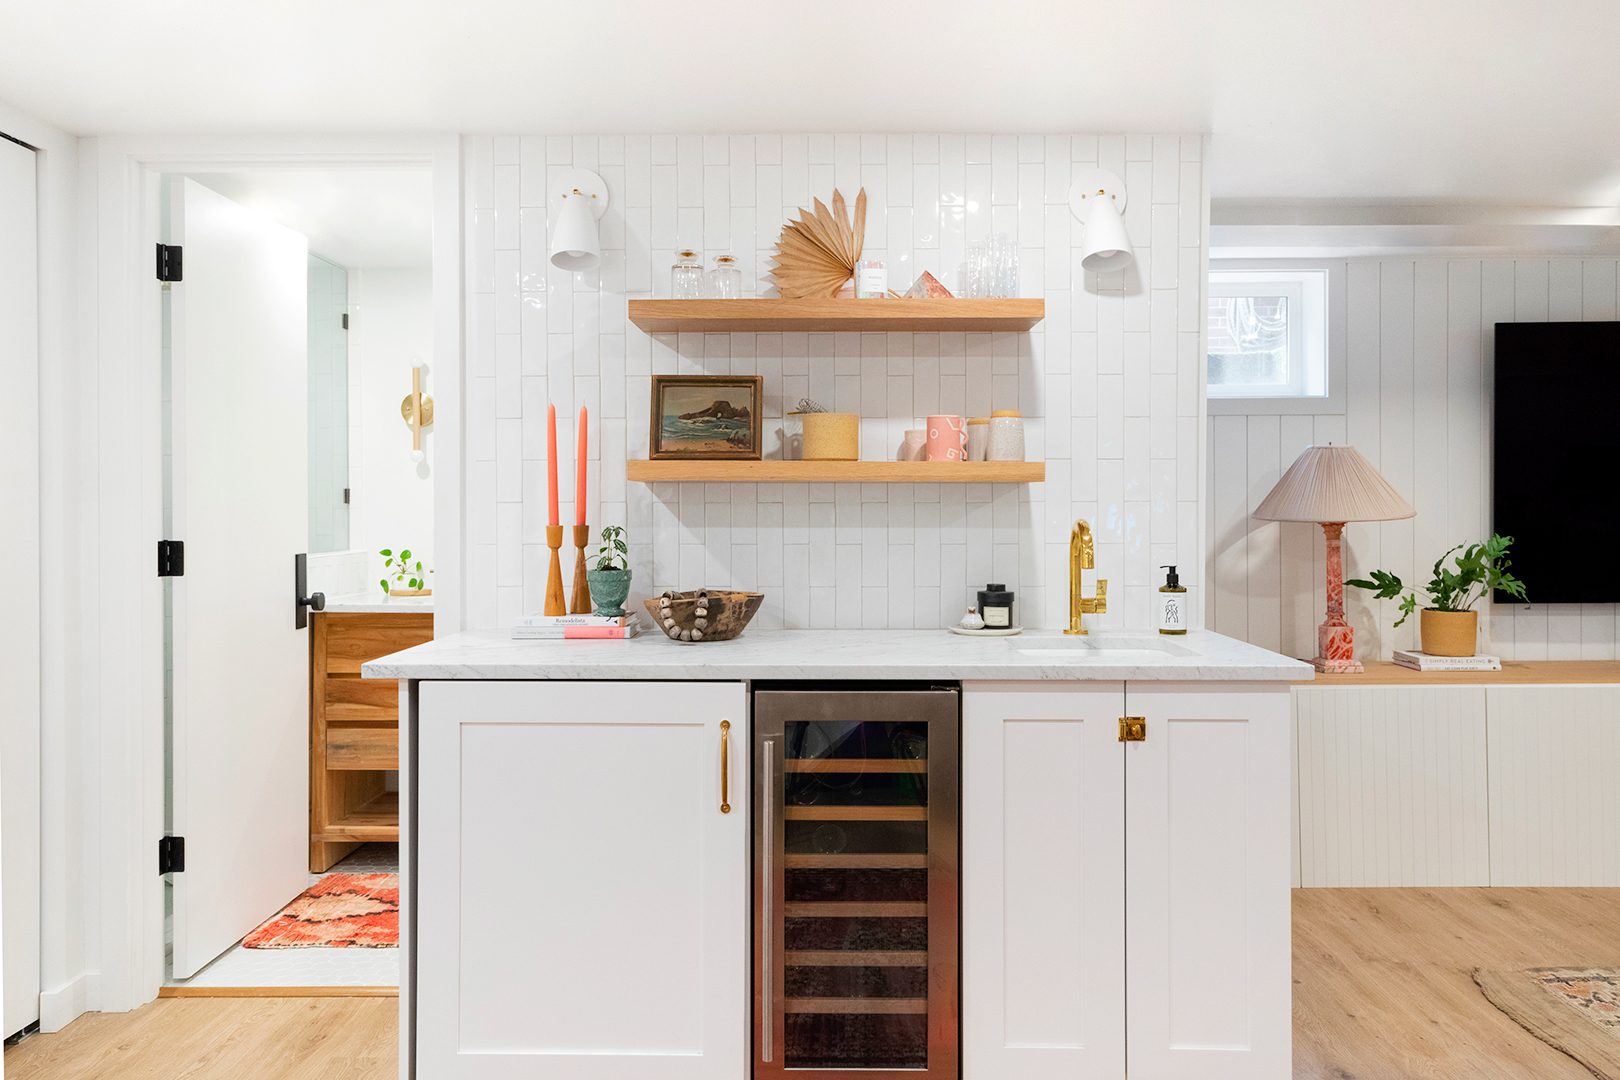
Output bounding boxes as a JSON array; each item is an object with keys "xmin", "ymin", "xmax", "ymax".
[{"xmin": 770, "ymin": 188, "xmax": 867, "ymax": 298}]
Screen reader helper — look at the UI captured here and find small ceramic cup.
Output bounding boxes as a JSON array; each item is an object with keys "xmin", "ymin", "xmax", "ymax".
[
  {"xmin": 925, "ymin": 415, "xmax": 967, "ymax": 461},
  {"xmin": 900, "ymin": 429, "xmax": 927, "ymax": 461},
  {"xmin": 965, "ymin": 417, "xmax": 990, "ymax": 462},
  {"xmin": 987, "ymin": 410, "xmax": 1025, "ymax": 461}
]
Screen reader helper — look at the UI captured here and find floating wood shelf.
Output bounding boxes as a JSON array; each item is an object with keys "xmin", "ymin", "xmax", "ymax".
[
  {"xmin": 627, "ymin": 298, "xmax": 1045, "ymax": 333},
  {"xmin": 626, "ymin": 460, "xmax": 1044, "ymax": 484}
]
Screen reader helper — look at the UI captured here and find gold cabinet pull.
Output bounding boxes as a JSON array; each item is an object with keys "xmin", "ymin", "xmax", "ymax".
[
  {"xmin": 1118, "ymin": 716, "xmax": 1147, "ymax": 742},
  {"xmin": 720, "ymin": 720, "xmax": 732, "ymax": 813}
]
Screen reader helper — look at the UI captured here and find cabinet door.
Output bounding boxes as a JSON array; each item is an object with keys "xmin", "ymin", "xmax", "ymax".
[
  {"xmin": 961, "ymin": 682, "xmax": 1126, "ymax": 1080},
  {"xmin": 1124, "ymin": 684, "xmax": 1292, "ymax": 1080},
  {"xmin": 416, "ymin": 680, "xmax": 749, "ymax": 1080}
]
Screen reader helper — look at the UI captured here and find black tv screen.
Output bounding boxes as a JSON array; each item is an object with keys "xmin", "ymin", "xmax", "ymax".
[{"xmin": 1494, "ymin": 321, "xmax": 1620, "ymax": 603}]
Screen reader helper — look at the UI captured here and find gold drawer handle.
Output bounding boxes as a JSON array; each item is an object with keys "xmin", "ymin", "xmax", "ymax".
[{"xmin": 720, "ymin": 720, "xmax": 732, "ymax": 813}]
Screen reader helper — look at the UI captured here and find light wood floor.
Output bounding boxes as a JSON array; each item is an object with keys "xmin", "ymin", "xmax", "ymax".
[
  {"xmin": 1295, "ymin": 887, "xmax": 1620, "ymax": 1080},
  {"xmin": 6, "ymin": 888, "xmax": 1616, "ymax": 1079}
]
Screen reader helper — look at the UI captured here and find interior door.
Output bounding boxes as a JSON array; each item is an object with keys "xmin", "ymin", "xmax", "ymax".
[
  {"xmin": 1123, "ymin": 684, "xmax": 1293, "ymax": 1080},
  {"xmin": 169, "ymin": 177, "xmax": 311, "ymax": 979},
  {"xmin": 0, "ymin": 132, "xmax": 42, "ymax": 1035}
]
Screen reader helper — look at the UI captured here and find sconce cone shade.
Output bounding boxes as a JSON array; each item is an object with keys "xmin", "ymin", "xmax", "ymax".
[
  {"xmin": 1253, "ymin": 445, "xmax": 1415, "ymax": 523},
  {"xmin": 1079, "ymin": 194, "xmax": 1134, "ymax": 274},
  {"xmin": 550, "ymin": 194, "xmax": 602, "ymax": 271}
]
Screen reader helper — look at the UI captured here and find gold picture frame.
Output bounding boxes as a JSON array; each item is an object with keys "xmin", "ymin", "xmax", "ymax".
[{"xmin": 649, "ymin": 375, "xmax": 764, "ymax": 460}]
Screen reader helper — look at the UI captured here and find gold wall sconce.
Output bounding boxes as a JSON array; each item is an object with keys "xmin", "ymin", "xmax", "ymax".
[{"xmin": 400, "ymin": 360, "xmax": 433, "ymax": 463}]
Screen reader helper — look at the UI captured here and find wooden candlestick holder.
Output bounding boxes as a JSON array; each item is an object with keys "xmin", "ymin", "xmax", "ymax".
[
  {"xmin": 570, "ymin": 524, "xmax": 592, "ymax": 614},
  {"xmin": 544, "ymin": 525, "xmax": 567, "ymax": 616}
]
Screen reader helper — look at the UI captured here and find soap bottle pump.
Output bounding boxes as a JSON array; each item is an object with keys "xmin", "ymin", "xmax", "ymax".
[{"xmin": 1158, "ymin": 565, "xmax": 1187, "ymax": 635}]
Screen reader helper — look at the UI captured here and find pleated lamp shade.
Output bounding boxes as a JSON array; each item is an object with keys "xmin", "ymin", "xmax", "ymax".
[{"xmin": 1253, "ymin": 445, "xmax": 1415, "ymax": 523}]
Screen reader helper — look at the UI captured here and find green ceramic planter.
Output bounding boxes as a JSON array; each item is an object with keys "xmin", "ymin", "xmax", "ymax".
[{"xmin": 586, "ymin": 568, "xmax": 633, "ymax": 618}]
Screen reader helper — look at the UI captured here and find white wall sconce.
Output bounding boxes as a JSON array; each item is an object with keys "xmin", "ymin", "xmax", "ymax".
[
  {"xmin": 550, "ymin": 169, "xmax": 610, "ymax": 271},
  {"xmin": 1069, "ymin": 169, "xmax": 1134, "ymax": 273}
]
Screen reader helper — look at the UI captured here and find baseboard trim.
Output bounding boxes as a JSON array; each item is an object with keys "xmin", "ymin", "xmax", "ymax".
[
  {"xmin": 39, "ymin": 972, "xmax": 96, "ymax": 1033},
  {"xmin": 157, "ymin": 985, "xmax": 398, "ymax": 998}
]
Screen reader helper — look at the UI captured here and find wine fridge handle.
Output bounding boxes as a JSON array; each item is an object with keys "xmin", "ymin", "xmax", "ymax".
[
  {"xmin": 762, "ymin": 736, "xmax": 774, "ymax": 1063},
  {"xmin": 720, "ymin": 720, "xmax": 731, "ymax": 814}
]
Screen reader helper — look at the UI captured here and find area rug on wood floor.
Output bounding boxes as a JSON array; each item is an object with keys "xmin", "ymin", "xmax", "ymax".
[
  {"xmin": 1475, "ymin": 967, "xmax": 1620, "ymax": 1079},
  {"xmin": 242, "ymin": 873, "xmax": 398, "ymax": 949}
]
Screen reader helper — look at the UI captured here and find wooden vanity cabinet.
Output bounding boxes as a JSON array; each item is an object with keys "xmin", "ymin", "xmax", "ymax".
[{"xmin": 309, "ymin": 610, "xmax": 433, "ymax": 871}]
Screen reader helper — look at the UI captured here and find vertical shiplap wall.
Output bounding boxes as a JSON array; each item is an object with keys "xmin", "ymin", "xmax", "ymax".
[
  {"xmin": 462, "ymin": 134, "xmax": 1209, "ymax": 631},
  {"xmin": 1210, "ymin": 256, "xmax": 1620, "ymax": 661}
]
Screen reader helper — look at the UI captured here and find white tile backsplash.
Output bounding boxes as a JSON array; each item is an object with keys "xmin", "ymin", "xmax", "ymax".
[{"xmin": 463, "ymin": 132, "xmax": 1208, "ymax": 629}]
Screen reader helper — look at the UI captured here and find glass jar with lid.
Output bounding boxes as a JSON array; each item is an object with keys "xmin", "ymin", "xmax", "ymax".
[
  {"xmin": 670, "ymin": 249, "xmax": 703, "ymax": 299},
  {"xmin": 708, "ymin": 253, "xmax": 742, "ymax": 299}
]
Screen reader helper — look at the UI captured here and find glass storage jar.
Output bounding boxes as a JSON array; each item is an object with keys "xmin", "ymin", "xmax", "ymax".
[
  {"xmin": 708, "ymin": 253, "xmax": 742, "ymax": 299},
  {"xmin": 671, "ymin": 249, "xmax": 703, "ymax": 299}
]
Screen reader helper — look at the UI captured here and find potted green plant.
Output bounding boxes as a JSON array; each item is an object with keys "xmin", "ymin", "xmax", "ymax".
[
  {"xmin": 380, "ymin": 547, "xmax": 430, "ymax": 596},
  {"xmin": 1346, "ymin": 534, "xmax": 1527, "ymax": 656},
  {"xmin": 584, "ymin": 526, "xmax": 632, "ymax": 618}
]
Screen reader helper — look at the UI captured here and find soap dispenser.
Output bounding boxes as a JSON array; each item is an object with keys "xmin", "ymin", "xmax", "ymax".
[{"xmin": 1158, "ymin": 565, "xmax": 1187, "ymax": 635}]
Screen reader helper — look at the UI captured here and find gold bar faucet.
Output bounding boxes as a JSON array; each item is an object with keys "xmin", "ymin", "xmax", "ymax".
[{"xmin": 1066, "ymin": 519, "xmax": 1107, "ymax": 634}]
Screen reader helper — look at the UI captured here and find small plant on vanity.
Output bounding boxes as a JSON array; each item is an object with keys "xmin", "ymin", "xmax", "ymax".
[
  {"xmin": 1346, "ymin": 534, "xmax": 1528, "ymax": 657},
  {"xmin": 585, "ymin": 526, "xmax": 633, "ymax": 618},
  {"xmin": 380, "ymin": 547, "xmax": 428, "ymax": 595}
]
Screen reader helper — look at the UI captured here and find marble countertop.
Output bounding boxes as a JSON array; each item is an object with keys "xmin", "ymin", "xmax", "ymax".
[
  {"xmin": 321, "ymin": 591, "xmax": 434, "ymax": 614},
  {"xmin": 363, "ymin": 627, "xmax": 1313, "ymax": 682}
]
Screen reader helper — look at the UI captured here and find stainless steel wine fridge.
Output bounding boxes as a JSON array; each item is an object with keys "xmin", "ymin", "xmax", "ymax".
[{"xmin": 753, "ymin": 685, "xmax": 960, "ymax": 1080}]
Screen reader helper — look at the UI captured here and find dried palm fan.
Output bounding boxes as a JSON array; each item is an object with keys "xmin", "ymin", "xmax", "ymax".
[{"xmin": 771, "ymin": 188, "xmax": 867, "ymax": 298}]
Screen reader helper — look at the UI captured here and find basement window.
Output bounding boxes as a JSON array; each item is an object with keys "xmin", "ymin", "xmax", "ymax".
[{"xmin": 1207, "ymin": 269, "xmax": 1328, "ymax": 399}]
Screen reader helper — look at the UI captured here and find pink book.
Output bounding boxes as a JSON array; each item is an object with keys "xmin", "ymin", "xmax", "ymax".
[{"xmin": 562, "ymin": 625, "xmax": 637, "ymax": 639}]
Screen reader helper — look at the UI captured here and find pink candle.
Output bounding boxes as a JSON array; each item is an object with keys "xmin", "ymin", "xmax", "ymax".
[
  {"xmin": 547, "ymin": 403, "xmax": 558, "ymax": 526},
  {"xmin": 577, "ymin": 405, "xmax": 588, "ymax": 525}
]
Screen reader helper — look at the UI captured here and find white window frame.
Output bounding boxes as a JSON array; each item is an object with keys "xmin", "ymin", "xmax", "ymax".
[{"xmin": 1207, "ymin": 259, "xmax": 1346, "ymax": 415}]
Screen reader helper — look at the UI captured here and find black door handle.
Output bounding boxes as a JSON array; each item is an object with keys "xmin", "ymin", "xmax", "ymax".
[{"xmin": 294, "ymin": 553, "xmax": 325, "ymax": 629}]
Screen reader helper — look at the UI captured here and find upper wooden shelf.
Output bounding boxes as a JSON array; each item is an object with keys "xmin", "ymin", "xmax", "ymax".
[
  {"xmin": 1302, "ymin": 660, "xmax": 1620, "ymax": 686},
  {"xmin": 627, "ymin": 298, "xmax": 1045, "ymax": 333},
  {"xmin": 627, "ymin": 460, "xmax": 1045, "ymax": 484}
]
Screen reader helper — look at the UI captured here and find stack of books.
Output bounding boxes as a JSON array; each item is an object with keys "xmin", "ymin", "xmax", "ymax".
[
  {"xmin": 1391, "ymin": 649, "xmax": 1502, "ymax": 672},
  {"xmin": 512, "ymin": 613, "xmax": 641, "ymax": 640}
]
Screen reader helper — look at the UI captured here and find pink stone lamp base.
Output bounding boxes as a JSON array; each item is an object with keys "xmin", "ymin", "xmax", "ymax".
[{"xmin": 1312, "ymin": 522, "xmax": 1364, "ymax": 674}]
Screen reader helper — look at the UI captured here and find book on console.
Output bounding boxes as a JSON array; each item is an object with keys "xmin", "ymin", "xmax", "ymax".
[
  {"xmin": 512, "ymin": 620, "xmax": 640, "ymax": 640},
  {"xmin": 513, "ymin": 613, "xmax": 632, "ymax": 627},
  {"xmin": 1392, "ymin": 649, "xmax": 1501, "ymax": 671}
]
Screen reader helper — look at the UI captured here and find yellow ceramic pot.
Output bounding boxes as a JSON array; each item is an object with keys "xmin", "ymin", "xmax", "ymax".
[
  {"xmin": 1419, "ymin": 609, "xmax": 1477, "ymax": 657},
  {"xmin": 803, "ymin": 413, "xmax": 859, "ymax": 460}
]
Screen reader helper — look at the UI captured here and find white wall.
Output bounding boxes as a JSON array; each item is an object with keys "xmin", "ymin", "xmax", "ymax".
[
  {"xmin": 349, "ymin": 267, "xmax": 435, "ymax": 590},
  {"xmin": 1209, "ymin": 255, "xmax": 1620, "ymax": 662},
  {"xmin": 463, "ymin": 133, "xmax": 1210, "ymax": 631}
]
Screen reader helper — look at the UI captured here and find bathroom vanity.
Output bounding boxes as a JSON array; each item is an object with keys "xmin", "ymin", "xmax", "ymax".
[{"xmin": 367, "ymin": 629, "xmax": 1310, "ymax": 1080}]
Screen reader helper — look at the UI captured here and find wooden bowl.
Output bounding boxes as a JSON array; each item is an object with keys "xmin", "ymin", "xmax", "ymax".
[{"xmin": 643, "ymin": 589, "xmax": 764, "ymax": 642}]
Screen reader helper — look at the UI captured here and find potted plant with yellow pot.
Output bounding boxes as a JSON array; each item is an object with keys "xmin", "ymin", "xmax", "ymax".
[{"xmin": 1346, "ymin": 534, "xmax": 1527, "ymax": 656}]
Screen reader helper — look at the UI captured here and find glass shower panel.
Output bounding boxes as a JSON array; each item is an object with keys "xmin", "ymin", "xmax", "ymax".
[{"xmin": 307, "ymin": 252, "xmax": 349, "ymax": 552}]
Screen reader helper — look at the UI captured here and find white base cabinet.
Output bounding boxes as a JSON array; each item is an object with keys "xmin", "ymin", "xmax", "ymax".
[
  {"xmin": 415, "ymin": 680, "xmax": 749, "ymax": 1080},
  {"xmin": 963, "ymin": 681, "xmax": 1292, "ymax": 1080}
]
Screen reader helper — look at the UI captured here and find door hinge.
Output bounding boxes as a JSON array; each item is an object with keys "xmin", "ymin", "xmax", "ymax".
[
  {"xmin": 341, "ymin": 312, "xmax": 349, "ymax": 330},
  {"xmin": 158, "ymin": 539, "xmax": 185, "ymax": 577},
  {"xmin": 156, "ymin": 243, "xmax": 183, "ymax": 282},
  {"xmin": 159, "ymin": 835, "xmax": 186, "ymax": 875},
  {"xmin": 343, "ymin": 487, "xmax": 350, "ymax": 505},
  {"xmin": 1118, "ymin": 716, "xmax": 1147, "ymax": 742}
]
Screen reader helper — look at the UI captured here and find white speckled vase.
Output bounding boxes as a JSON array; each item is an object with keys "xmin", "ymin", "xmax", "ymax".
[{"xmin": 987, "ymin": 411, "xmax": 1025, "ymax": 461}]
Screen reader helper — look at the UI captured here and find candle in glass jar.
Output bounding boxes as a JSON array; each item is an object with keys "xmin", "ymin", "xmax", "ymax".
[
  {"xmin": 577, "ymin": 405, "xmax": 588, "ymax": 525},
  {"xmin": 547, "ymin": 403, "xmax": 558, "ymax": 526}
]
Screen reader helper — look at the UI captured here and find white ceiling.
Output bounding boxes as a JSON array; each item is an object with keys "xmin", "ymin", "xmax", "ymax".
[
  {"xmin": 5, "ymin": 0, "xmax": 1620, "ymax": 211},
  {"xmin": 188, "ymin": 169, "xmax": 433, "ymax": 268}
]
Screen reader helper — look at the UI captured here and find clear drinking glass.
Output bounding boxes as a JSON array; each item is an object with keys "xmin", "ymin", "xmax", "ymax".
[
  {"xmin": 671, "ymin": 249, "xmax": 704, "ymax": 299},
  {"xmin": 708, "ymin": 253, "xmax": 742, "ymax": 299}
]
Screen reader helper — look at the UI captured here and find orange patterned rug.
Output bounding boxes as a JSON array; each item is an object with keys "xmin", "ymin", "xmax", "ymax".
[
  {"xmin": 242, "ymin": 873, "xmax": 398, "ymax": 949},
  {"xmin": 1476, "ymin": 967, "xmax": 1620, "ymax": 1078}
]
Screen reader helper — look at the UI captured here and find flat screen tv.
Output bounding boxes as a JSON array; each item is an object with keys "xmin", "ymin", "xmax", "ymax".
[{"xmin": 1494, "ymin": 321, "xmax": 1620, "ymax": 603}]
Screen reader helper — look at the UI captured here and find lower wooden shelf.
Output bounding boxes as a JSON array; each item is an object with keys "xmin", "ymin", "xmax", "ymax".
[
  {"xmin": 627, "ymin": 460, "xmax": 1044, "ymax": 483},
  {"xmin": 316, "ymin": 792, "xmax": 399, "ymax": 844}
]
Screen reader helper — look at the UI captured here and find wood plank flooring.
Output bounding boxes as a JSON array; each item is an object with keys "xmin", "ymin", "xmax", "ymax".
[
  {"xmin": 1295, "ymin": 887, "xmax": 1620, "ymax": 1080},
  {"xmin": 6, "ymin": 888, "xmax": 1615, "ymax": 1079}
]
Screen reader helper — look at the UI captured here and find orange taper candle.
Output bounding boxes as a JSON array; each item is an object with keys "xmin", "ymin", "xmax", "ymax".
[
  {"xmin": 577, "ymin": 405, "xmax": 588, "ymax": 525},
  {"xmin": 547, "ymin": 402, "xmax": 558, "ymax": 526}
]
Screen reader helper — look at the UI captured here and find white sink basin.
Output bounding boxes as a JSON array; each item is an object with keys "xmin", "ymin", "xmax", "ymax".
[{"xmin": 1013, "ymin": 635, "xmax": 1195, "ymax": 660}]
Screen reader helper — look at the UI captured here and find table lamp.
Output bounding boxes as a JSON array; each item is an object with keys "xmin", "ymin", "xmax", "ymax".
[{"xmin": 1253, "ymin": 445, "xmax": 1415, "ymax": 673}]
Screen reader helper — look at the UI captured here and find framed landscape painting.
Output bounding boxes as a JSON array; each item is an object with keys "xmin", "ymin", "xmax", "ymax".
[{"xmin": 649, "ymin": 375, "xmax": 764, "ymax": 459}]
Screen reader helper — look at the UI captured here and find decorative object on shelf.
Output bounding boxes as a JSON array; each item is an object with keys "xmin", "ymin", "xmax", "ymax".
[
  {"xmin": 1159, "ymin": 565, "xmax": 1187, "ymax": 635},
  {"xmin": 904, "ymin": 271, "xmax": 953, "ymax": 298},
  {"xmin": 1069, "ymin": 168, "xmax": 1133, "ymax": 273},
  {"xmin": 650, "ymin": 374, "xmax": 763, "ymax": 460},
  {"xmin": 671, "ymin": 248, "xmax": 704, "ymax": 299},
  {"xmin": 770, "ymin": 187, "xmax": 867, "ymax": 298},
  {"xmin": 957, "ymin": 605, "xmax": 985, "ymax": 630},
  {"xmin": 854, "ymin": 259, "xmax": 887, "ymax": 298},
  {"xmin": 584, "ymin": 524, "xmax": 633, "ymax": 618},
  {"xmin": 802, "ymin": 412, "xmax": 858, "ymax": 460},
  {"xmin": 1253, "ymin": 444, "xmax": 1416, "ymax": 672},
  {"xmin": 379, "ymin": 547, "xmax": 430, "ymax": 596},
  {"xmin": 965, "ymin": 417, "xmax": 989, "ymax": 461},
  {"xmin": 978, "ymin": 584, "xmax": 1015, "ymax": 629},
  {"xmin": 899, "ymin": 429, "xmax": 926, "ymax": 462},
  {"xmin": 644, "ymin": 589, "xmax": 764, "ymax": 642},
  {"xmin": 626, "ymin": 296, "xmax": 1045, "ymax": 333},
  {"xmin": 1391, "ymin": 648, "xmax": 1501, "ymax": 672},
  {"xmin": 569, "ymin": 404, "xmax": 592, "ymax": 613},
  {"xmin": 708, "ymin": 253, "xmax": 742, "ymax": 299},
  {"xmin": 549, "ymin": 169, "xmax": 609, "ymax": 271},
  {"xmin": 987, "ymin": 410, "xmax": 1025, "ymax": 461},
  {"xmin": 1346, "ymin": 534, "xmax": 1528, "ymax": 658},
  {"xmin": 543, "ymin": 402, "xmax": 565, "ymax": 615},
  {"xmin": 399, "ymin": 360, "xmax": 433, "ymax": 464},
  {"xmin": 965, "ymin": 234, "xmax": 1020, "ymax": 298},
  {"xmin": 926, "ymin": 414, "xmax": 966, "ymax": 461}
]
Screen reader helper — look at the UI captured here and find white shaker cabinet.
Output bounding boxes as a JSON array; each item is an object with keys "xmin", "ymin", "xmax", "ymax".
[
  {"xmin": 415, "ymin": 680, "xmax": 749, "ymax": 1080},
  {"xmin": 962, "ymin": 681, "xmax": 1292, "ymax": 1080}
]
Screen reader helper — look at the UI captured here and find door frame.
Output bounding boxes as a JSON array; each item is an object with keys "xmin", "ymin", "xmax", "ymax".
[{"xmin": 84, "ymin": 134, "xmax": 463, "ymax": 1016}]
